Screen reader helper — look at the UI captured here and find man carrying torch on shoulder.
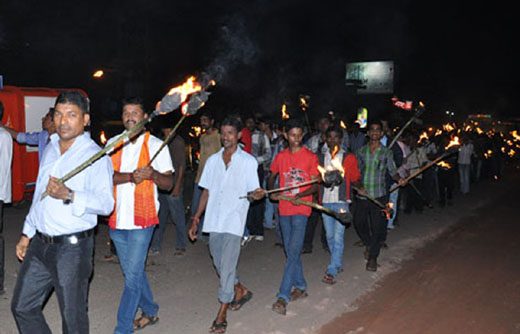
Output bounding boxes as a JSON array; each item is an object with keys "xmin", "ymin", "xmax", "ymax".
[
  {"xmin": 188, "ymin": 116, "xmax": 264, "ymax": 334},
  {"xmin": 355, "ymin": 120, "xmax": 406, "ymax": 272},
  {"xmin": 11, "ymin": 91, "xmax": 115, "ymax": 334},
  {"xmin": 106, "ymin": 97, "xmax": 174, "ymax": 333}
]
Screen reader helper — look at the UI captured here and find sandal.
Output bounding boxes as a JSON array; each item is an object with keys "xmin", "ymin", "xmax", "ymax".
[
  {"xmin": 229, "ymin": 290, "xmax": 253, "ymax": 311},
  {"xmin": 322, "ymin": 273, "xmax": 336, "ymax": 285},
  {"xmin": 209, "ymin": 319, "xmax": 228, "ymax": 333},
  {"xmin": 290, "ymin": 288, "xmax": 308, "ymax": 301},
  {"xmin": 272, "ymin": 298, "xmax": 287, "ymax": 315},
  {"xmin": 133, "ymin": 313, "xmax": 159, "ymax": 331}
]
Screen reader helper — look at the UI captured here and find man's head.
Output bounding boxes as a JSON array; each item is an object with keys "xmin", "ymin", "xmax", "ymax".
[
  {"xmin": 352, "ymin": 121, "xmax": 361, "ymax": 134},
  {"xmin": 317, "ymin": 116, "xmax": 331, "ymax": 134},
  {"xmin": 285, "ymin": 119, "xmax": 304, "ymax": 149},
  {"xmin": 220, "ymin": 116, "xmax": 243, "ymax": 150},
  {"xmin": 121, "ymin": 97, "xmax": 147, "ymax": 131},
  {"xmin": 244, "ymin": 116, "xmax": 257, "ymax": 132},
  {"xmin": 199, "ymin": 110, "xmax": 215, "ymax": 131},
  {"xmin": 326, "ymin": 125, "xmax": 343, "ymax": 151},
  {"xmin": 42, "ymin": 108, "xmax": 56, "ymax": 133},
  {"xmin": 367, "ymin": 121, "xmax": 384, "ymax": 142},
  {"xmin": 54, "ymin": 91, "xmax": 90, "ymax": 142}
]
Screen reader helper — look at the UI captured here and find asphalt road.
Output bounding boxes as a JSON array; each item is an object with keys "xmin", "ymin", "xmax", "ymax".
[{"xmin": 319, "ymin": 171, "xmax": 520, "ymax": 334}]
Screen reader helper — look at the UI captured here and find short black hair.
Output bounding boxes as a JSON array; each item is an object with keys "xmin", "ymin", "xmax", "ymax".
[
  {"xmin": 221, "ymin": 116, "xmax": 243, "ymax": 132},
  {"xmin": 47, "ymin": 107, "xmax": 55, "ymax": 120},
  {"xmin": 368, "ymin": 120, "xmax": 383, "ymax": 130},
  {"xmin": 55, "ymin": 91, "xmax": 90, "ymax": 114},
  {"xmin": 285, "ymin": 118, "xmax": 304, "ymax": 132},
  {"xmin": 326, "ymin": 125, "xmax": 344, "ymax": 138},
  {"xmin": 199, "ymin": 109, "xmax": 215, "ymax": 121},
  {"xmin": 0, "ymin": 101, "xmax": 4, "ymax": 120},
  {"xmin": 122, "ymin": 97, "xmax": 146, "ymax": 112}
]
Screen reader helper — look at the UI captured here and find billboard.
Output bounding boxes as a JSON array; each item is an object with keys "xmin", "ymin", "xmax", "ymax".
[{"xmin": 346, "ymin": 61, "xmax": 394, "ymax": 94}]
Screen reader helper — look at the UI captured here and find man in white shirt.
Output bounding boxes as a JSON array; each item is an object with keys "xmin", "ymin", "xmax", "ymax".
[
  {"xmin": 0, "ymin": 101, "xmax": 13, "ymax": 295},
  {"xmin": 11, "ymin": 92, "xmax": 114, "ymax": 333},
  {"xmin": 106, "ymin": 97, "xmax": 174, "ymax": 333},
  {"xmin": 458, "ymin": 136, "xmax": 474, "ymax": 194},
  {"xmin": 189, "ymin": 116, "xmax": 264, "ymax": 334}
]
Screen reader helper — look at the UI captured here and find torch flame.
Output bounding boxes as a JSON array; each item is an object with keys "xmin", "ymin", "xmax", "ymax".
[
  {"xmin": 93, "ymin": 70, "xmax": 104, "ymax": 78},
  {"xmin": 443, "ymin": 123, "xmax": 455, "ymax": 132},
  {"xmin": 435, "ymin": 129, "xmax": 443, "ymax": 136},
  {"xmin": 299, "ymin": 96, "xmax": 309, "ymax": 110},
  {"xmin": 166, "ymin": 76, "xmax": 202, "ymax": 103},
  {"xmin": 189, "ymin": 126, "xmax": 203, "ymax": 138},
  {"xmin": 330, "ymin": 157, "xmax": 345, "ymax": 177},
  {"xmin": 99, "ymin": 130, "xmax": 107, "ymax": 144},
  {"xmin": 281, "ymin": 104, "xmax": 289, "ymax": 120},
  {"xmin": 340, "ymin": 120, "xmax": 347, "ymax": 129},
  {"xmin": 445, "ymin": 136, "xmax": 460, "ymax": 150},
  {"xmin": 437, "ymin": 161, "xmax": 452, "ymax": 169},
  {"xmin": 511, "ymin": 130, "xmax": 520, "ymax": 141},
  {"xmin": 418, "ymin": 131, "xmax": 429, "ymax": 143}
]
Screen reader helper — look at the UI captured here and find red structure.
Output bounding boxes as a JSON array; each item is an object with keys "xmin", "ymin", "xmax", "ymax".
[{"xmin": 0, "ymin": 86, "xmax": 87, "ymax": 203}]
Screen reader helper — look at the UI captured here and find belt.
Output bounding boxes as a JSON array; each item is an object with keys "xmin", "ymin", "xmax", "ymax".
[{"xmin": 36, "ymin": 228, "xmax": 95, "ymax": 245}]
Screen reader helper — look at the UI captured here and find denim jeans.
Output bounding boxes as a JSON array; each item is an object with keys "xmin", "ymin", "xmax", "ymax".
[
  {"xmin": 110, "ymin": 227, "xmax": 158, "ymax": 334},
  {"xmin": 322, "ymin": 202, "xmax": 349, "ymax": 277},
  {"xmin": 459, "ymin": 163, "xmax": 471, "ymax": 194},
  {"xmin": 151, "ymin": 193, "xmax": 187, "ymax": 251},
  {"xmin": 277, "ymin": 215, "xmax": 308, "ymax": 303},
  {"xmin": 12, "ymin": 234, "xmax": 94, "ymax": 334},
  {"xmin": 209, "ymin": 233, "xmax": 242, "ymax": 303}
]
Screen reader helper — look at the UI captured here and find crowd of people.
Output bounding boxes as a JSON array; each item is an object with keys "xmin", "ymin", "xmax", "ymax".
[{"xmin": 0, "ymin": 93, "xmax": 513, "ymax": 334}]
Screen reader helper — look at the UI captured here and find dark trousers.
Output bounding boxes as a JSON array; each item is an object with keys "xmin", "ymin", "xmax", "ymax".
[
  {"xmin": 0, "ymin": 200, "xmax": 4, "ymax": 292},
  {"xmin": 438, "ymin": 168, "xmax": 455, "ymax": 205},
  {"xmin": 404, "ymin": 179, "xmax": 424, "ymax": 213},
  {"xmin": 246, "ymin": 166, "xmax": 265, "ymax": 236},
  {"xmin": 11, "ymin": 235, "xmax": 94, "ymax": 334},
  {"xmin": 353, "ymin": 196, "xmax": 389, "ymax": 259}
]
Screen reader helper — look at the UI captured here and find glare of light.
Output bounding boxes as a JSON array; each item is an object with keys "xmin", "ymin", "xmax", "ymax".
[{"xmin": 93, "ymin": 70, "xmax": 104, "ymax": 78}]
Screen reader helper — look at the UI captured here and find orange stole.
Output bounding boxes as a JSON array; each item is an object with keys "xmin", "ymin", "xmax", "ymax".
[{"xmin": 108, "ymin": 132, "xmax": 159, "ymax": 229}]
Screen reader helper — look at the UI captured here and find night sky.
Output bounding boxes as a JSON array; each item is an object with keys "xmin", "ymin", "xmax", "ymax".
[{"xmin": 0, "ymin": 0, "xmax": 517, "ymax": 127}]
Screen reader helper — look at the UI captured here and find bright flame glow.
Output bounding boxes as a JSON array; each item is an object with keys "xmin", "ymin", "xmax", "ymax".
[
  {"xmin": 281, "ymin": 104, "xmax": 289, "ymax": 120},
  {"xmin": 99, "ymin": 130, "xmax": 107, "ymax": 144},
  {"xmin": 340, "ymin": 120, "xmax": 347, "ymax": 129},
  {"xmin": 93, "ymin": 70, "xmax": 104, "ymax": 78},
  {"xmin": 435, "ymin": 129, "xmax": 443, "ymax": 136},
  {"xmin": 511, "ymin": 130, "xmax": 520, "ymax": 141},
  {"xmin": 189, "ymin": 126, "xmax": 203, "ymax": 138},
  {"xmin": 437, "ymin": 161, "xmax": 452, "ymax": 169},
  {"xmin": 167, "ymin": 76, "xmax": 202, "ymax": 103},
  {"xmin": 445, "ymin": 136, "xmax": 460, "ymax": 150},
  {"xmin": 419, "ymin": 131, "xmax": 429, "ymax": 142},
  {"xmin": 443, "ymin": 123, "xmax": 455, "ymax": 132}
]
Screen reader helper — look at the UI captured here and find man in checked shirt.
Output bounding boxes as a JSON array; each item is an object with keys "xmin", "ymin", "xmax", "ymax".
[{"xmin": 355, "ymin": 121, "xmax": 406, "ymax": 272}]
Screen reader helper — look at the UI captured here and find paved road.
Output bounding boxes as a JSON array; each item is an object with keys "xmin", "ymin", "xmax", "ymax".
[
  {"xmin": 319, "ymin": 173, "xmax": 520, "ymax": 334},
  {"xmin": 0, "ymin": 170, "xmax": 516, "ymax": 333}
]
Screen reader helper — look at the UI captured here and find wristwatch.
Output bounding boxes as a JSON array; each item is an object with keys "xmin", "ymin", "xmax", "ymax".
[{"xmin": 63, "ymin": 188, "xmax": 74, "ymax": 205}]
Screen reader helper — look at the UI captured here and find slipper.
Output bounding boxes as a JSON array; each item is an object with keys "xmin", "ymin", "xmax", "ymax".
[
  {"xmin": 272, "ymin": 298, "xmax": 287, "ymax": 315},
  {"xmin": 322, "ymin": 273, "xmax": 336, "ymax": 285},
  {"xmin": 290, "ymin": 288, "xmax": 308, "ymax": 301},
  {"xmin": 229, "ymin": 290, "xmax": 253, "ymax": 311},
  {"xmin": 209, "ymin": 319, "xmax": 228, "ymax": 333},
  {"xmin": 133, "ymin": 314, "xmax": 159, "ymax": 331}
]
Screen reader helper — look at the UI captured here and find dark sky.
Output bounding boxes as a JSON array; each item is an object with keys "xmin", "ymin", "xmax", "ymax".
[{"xmin": 0, "ymin": 0, "xmax": 517, "ymax": 125}]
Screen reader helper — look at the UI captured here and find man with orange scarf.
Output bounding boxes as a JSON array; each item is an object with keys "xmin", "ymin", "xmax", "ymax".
[{"xmin": 106, "ymin": 97, "xmax": 173, "ymax": 333}]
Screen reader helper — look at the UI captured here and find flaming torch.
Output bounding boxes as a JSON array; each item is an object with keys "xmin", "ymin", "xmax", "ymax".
[
  {"xmin": 389, "ymin": 136, "xmax": 461, "ymax": 193},
  {"xmin": 41, "ymin": 76, "xmax": 211, "ymax": 199},
  {"xmin": 281, "ymin": 103, "xmax": 289, "ymax": 121},
  {"xmin": 278, "ymin": 194, "xmax": 353, "ymax": 227},
  {"xmin": 388, "ymin": 101, "xmax": 425, "ymax": 149}
]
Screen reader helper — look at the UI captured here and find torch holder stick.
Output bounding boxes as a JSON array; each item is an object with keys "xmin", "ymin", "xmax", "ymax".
[
  {"xmin": 351, "ymin": 186, "xmax": 387, "ymax": 209},
  {"xmin": 239, "ymin": 179, "xmax": 319, "ymax": 199},
  {"xmin": 147, "ymin": 114, "xmax": 187, "ymax": 166},
  {"xmin": 40, "ymin": 115, "xmax": 154, "ymax": 200},
  {"xmin": 388, "ymin": 105, "xmax": 425, "ymax": 149},
  {"xmin": 278, "ymin": 195, "xmax": 352, "ymax": 226},
  {"xmin": 389, "ymin": 149, "xmax": 457, "ymax": 193}
]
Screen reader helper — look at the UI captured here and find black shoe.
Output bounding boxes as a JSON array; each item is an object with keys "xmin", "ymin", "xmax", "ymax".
[{"xmin": 366, "ymin": 258, "xmax": 377, "ymax": 271}]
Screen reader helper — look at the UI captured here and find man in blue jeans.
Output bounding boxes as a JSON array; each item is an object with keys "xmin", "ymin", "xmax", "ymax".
[
  {"xmin": 268, "ymin": 119, "xmax": 319, "ymax": 315},
  {"xmin": 107, "ymin": 97, "xmax": 173, "ymax": 333},
  {"xmin": 150, "ymin": 126, "xmax": 188, "ymax": 256},
  {"xmin": 318, "ymin": 126, "xmax": 361, "ymax": 284}
]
